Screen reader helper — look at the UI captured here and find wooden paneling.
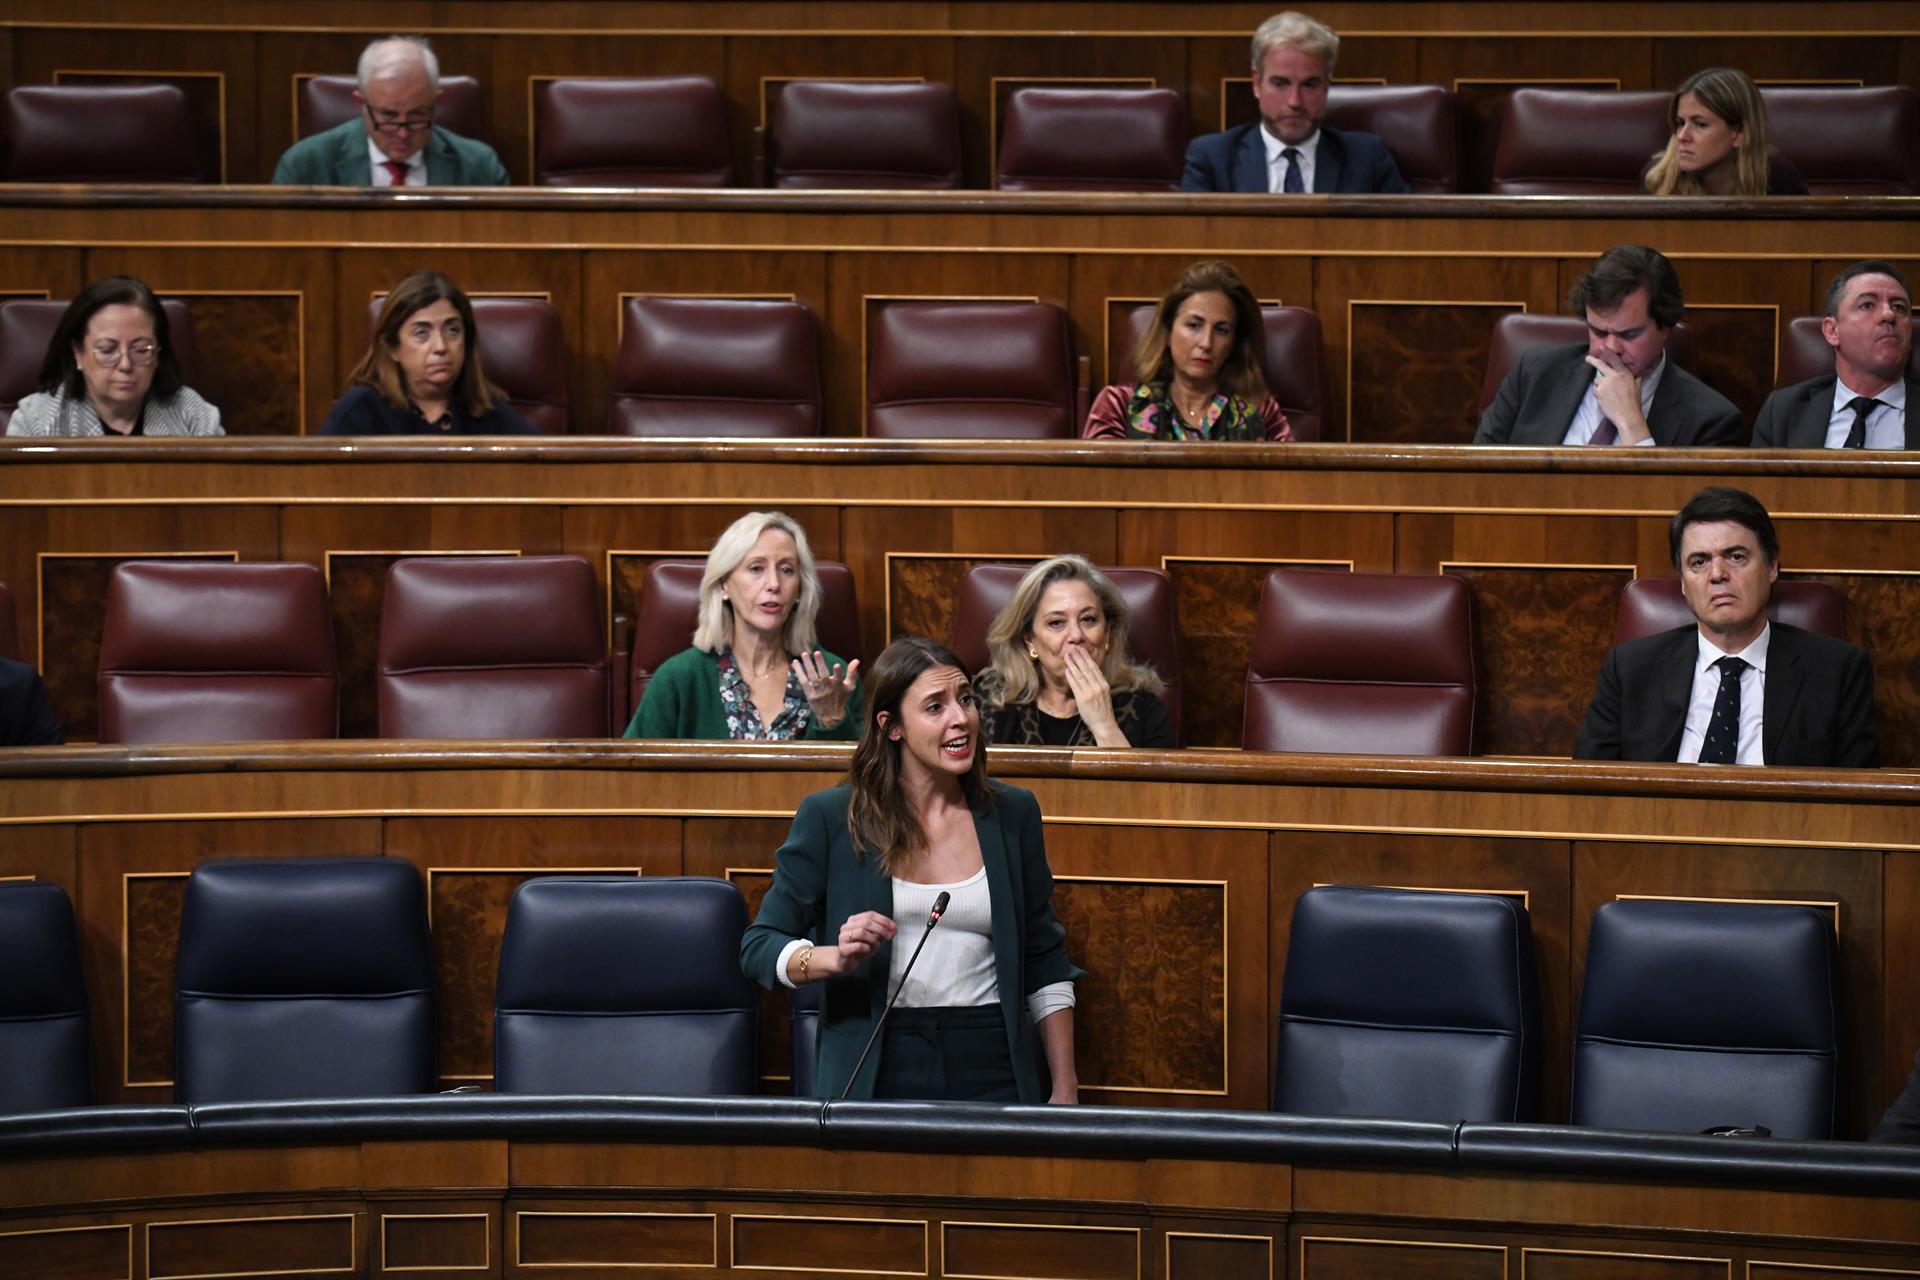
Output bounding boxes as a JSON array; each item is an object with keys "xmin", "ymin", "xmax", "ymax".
[
  {"xmin": 1521, "ymin": 1250, "xmax": 1729, "ymax": 1279},
  {"xmin": 731, "ymin": 1212, "xmax": 927, "ymax": 1273},
  {"xmin": 1300, "ymin": 1234, "xmax": 1506, "ymax": 1280},
  {"xmin": 943, "ymin": 1219, "xmax": 1140, "ymax": 1280},
  {"xmin": 146, "ymin": 1210, "xmax": 359, "ymax": 1279},
  {"xmin": 0, "ymin": 1221, "xmax": 131, "ymax": 1280},
  {"xmin": 379, "ymin": 1209, "xmax": 493, "ymax": 1273},
  {"xmin": 512, "ymin": 1208, "xmax": 715, "ymax": 1269}
]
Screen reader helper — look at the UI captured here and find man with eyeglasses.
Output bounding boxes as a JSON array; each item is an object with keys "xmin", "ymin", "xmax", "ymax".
[{"xmin": 272, "ymin": 36, "xmax": 508, "ymax": 187}]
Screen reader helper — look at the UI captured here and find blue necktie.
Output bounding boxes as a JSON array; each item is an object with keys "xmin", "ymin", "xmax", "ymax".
[
  {"xmin": 1281, "ymin": 147, "xmax": 1304, "ymax": 194},
  {"xmin": 1698, "ymin": 656, "xmax": 1748, "ymax": 765}
]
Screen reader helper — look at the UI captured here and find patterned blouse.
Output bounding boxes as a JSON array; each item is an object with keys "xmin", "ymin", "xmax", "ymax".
[
  {"xmin": 717, "ymin": 651, "xmax": 812, "ymax": 741},
  {"xmin": 1082, "ymin": 382, "xmax": 1293, "ymax": 442}
]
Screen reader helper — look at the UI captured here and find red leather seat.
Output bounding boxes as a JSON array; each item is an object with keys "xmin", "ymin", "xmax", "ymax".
[
  {"xmin": 378, "ymin": 556, "xmax": 609, "ymax": 739},
  {"xmin": 996, "ymin": 87, "xmax": 1186, "ymax": 192},
  {"xmin": 867, "ymin": 301, "xmax": 1077, "ymax": 439},
  {"xmin": 1777, "ymin": 315, "xmax": 1920, "ymax": 388},
  {"xmin": 608, "ymin": 297, "xmax": 821, "ymax": 437},
  {"xmin": 1613, "ymin": 578, "xmax": 1845, "ymax": 645},
  {"xmin": 534, "ymin": 77, "xmax": 730, "ymax": 187},
  {"xmin": 3, "ymin": 84, "xmax": 200, "ymax": 183},
  {"xmin": 98, "ymin": 561, "xmax": 338, "ymax": 743},
  {"xmin": 1477, "ymin": 313, "xmax": 1698, "ymax": 418},
  {"xmin": 1120, "ymin": 303, "xmax": 1327, "ymax": 441},
  {"xmin": 1243, "ymin": 570, "xmax": 1477, "ymax": 756},
  {"xmin": 950, "ymin": 563, "xmax": 1183, "ymax": 744},
  {"xmin": 768, "ymin": 81, "xmax": 961, "ymax": 189},
  {"xmin": 1491, "ymin": 89, "xmax": 1668, "ymax": 195},
  {"xmin": 1761, "ymin": 86, "xmax": 1920, "ymax": 195},
  {"xmin": 366, "ymin": 295, "xmax": 568, "ymax": 433},
  {"xmin": 1325, "ymin": 84, "xmax": 1460, "ymax": 193},
  {"xmin": 298, "ymin": 74, "xmax": 488, "ymax": 144},
  {"xmin": 0, "ymin": 581, "xmax": 20, "ymax": 662},
  {"xmin": 625, "ymin": 559, "xmax": 861, "ymax": 718},
  {"xmin": 0, "ymin": 298, "xmax": 201, "ymax": 431}
]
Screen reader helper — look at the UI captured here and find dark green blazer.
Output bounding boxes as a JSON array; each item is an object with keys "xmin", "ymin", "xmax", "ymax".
[
  {"xmin": 740, "ymin": 782, "xmax": 1082, "ymax": 1102},
  {"xmin": 271, "ymin": 118, "xmax": 510, "ymax": 186}
]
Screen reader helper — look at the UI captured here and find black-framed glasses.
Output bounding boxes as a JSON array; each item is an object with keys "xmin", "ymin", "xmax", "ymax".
[{"xmin": 363, "ymin": 103, "xmax": 435, "ymax": 134}]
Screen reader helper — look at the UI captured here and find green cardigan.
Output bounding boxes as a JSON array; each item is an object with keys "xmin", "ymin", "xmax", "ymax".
[
  {"xmin": 271, "ymin": 119, "xmax": 510, "ymax": 186},
  {"xmin": 622, "ymin": 646, "xmax": 861, "ymax": 742},
  {"xmin": 740, "ymin": 782, "xmax": 1083, "ymax": 1102}
]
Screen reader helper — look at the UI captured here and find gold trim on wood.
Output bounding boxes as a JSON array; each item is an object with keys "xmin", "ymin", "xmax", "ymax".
[
  {"xmin": 1302, "ymin": 1235, "xmax": 1508, "ymax": 1279},
  {"xmin": 512, "ymin": 1210, "xmax": 718, "ymax": 1270},
  {"xmin": 1165, "ymin": 1230, "xmax": 1273, "ymax": 1280},
  {"xmin": 942, "ymin": 1220, "xmax": 1142, "ymax": 1280},
  {"xmin": 0, "ymin": 1222, "xmax": 131, "ymax": 1280},
  {"xmin": 122, "ymin": 869, "xmax": 190, "ymax": 1089},
  {"xmin": 54, "ymin": 67, "xmax": 227, "ymax": 182},
  {"xmin": 1345, "ymin": 298, "xmax": 1527, "ymax": 441},
  {"xmin": 144, "ymin": 1212, "xmax": 357, "ymax": 1280},
  {"xmin": 380, "ymin": 1212, "xmax": 491, "ymax": 1273},
  {"xmin": 37, "ymin": 549, "xmax": 239, "ymax": 677},
  {"xmin": 604, "ymin": 547, "xmax": 705, "ymax": 653},
  {"xmin": 859, "ymin": 295, "xmax": 1041, "ymax": 434},
  {"xmin": 987, "ymin": 77, "xmax": 1157, "ymax": 186},
  {"xmin": 1748, "ymin": 1263, "xmax": 1920, "ymax": 1277},
  {"xmin": 729, "ymin": 1213, "xmax": 929, "ymax": 1276},
  {"xmin": 1522, "ymin": 1247, "xmax": 1731, "ymax": 1276},
  {"xmin": 1614, "ymin": 892, "xmax": 1842, "ymax": 938}
]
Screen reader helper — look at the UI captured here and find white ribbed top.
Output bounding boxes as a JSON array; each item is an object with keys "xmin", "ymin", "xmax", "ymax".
[{"xmin": 890, "ymin": 868, "xmax": 996, "ymax": 1008}]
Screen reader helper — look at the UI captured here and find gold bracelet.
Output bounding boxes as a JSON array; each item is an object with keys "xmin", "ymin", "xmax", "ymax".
[{"xmin": 797, "ymin": 945, "xmax": 813, "ymax": 980}]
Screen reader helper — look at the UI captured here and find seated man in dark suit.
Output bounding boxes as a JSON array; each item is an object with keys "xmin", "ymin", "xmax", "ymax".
[
  {"xmin": 1752, "ymin": 260, "xmax": 1914, "ymax": 449},
  {"xmin": 1574, "ymin": 487, "xmax": 1878, "ymax": 767},
  {"xmin": 1, "ymin": 656, "xmax": 63, "ymax": 746},
  {"xmin": 1475, "ymin": 245, "xmax": 1745, "ymax": 448},
  {"xmin": 272, "ymin": 36, "xmax": 509, "ymax": 187},
  {"xmin": 1872, "ymin": 1050, "xmax": 1920, "ymax": 1143},
  {"xmin": 1181, "ymin": 11, "xmax": 1410, "ymax": 195}
]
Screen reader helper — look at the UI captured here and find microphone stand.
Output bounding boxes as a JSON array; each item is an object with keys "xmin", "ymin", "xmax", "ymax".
[{"xmin": 838, "ymin": 891, "xmax": 950, "ymax": 1101}]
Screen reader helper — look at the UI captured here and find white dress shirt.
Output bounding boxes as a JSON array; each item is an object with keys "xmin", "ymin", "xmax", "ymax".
[
  {"xmin": 1262, "ymin": 126, "xmax": 1320, "ymax": 193},
  {"xmin": 1825, "ymin": 374, "xmax": 1907, "ymax": 449},
  {"xmin": 1563, "ymin": 353, "xmax": 1666, "ymax": 446},
  {"xmin": 367, "ymin": 137, "xmax": 427, "ymax": 187},
  {"xmin": 1677, "ymin": 624, "xmax": 1770, "ymax": 765}
]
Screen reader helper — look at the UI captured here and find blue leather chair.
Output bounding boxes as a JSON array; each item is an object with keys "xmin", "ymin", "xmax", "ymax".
[
  {"xmin": 1573, "ymin": 899, "xmax": 1838, "ymax": 1139},
  {"xmin": 789, "ymin": 970, "xmax": 820, "ymax": 1097},
  {"xmin": 1275, "ymin": 885, "xmax": 1540, "ymax": 1122},
  {"xmin": 173, "ymin": 859, "xmax": 435, "ymax": 1104},
  {"xmin": 494, "ymin": 877, "xmax": 758, "ymax": 1095},
  {"xmin": 0, "ymin": 883, "xmax": 91, "ymax": 1112}
]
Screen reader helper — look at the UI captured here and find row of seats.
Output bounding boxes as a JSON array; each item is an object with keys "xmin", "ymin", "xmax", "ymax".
[
  {"xmin": 0, "ymin": 870, "xmax": 1842, "ymax": 1140},
  {"xmin": 6, "ymin": 292, "xmax": 1903, "ymax": 440},
  {"xmin": 6, "ymin": 80, "xmax": 1917, "ymax": 193},
  {"xmin": 35, "ymin": 556, "xmax": 1848, "ymax": 752}
]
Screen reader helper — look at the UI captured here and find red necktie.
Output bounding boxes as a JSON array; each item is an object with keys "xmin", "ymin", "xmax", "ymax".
[
  {"xmin": 382, "ymin": 160, "xmax": 411, "ymax": 187},
  {"xmin": 1589, "ymin": 418, "xmax": 1617, "ymax": 446}
]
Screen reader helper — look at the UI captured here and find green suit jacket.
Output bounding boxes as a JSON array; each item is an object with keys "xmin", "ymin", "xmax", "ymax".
[
  {"xmin": 741, "ymin": 783, "xmax": 1082, "ymax": 1102},
  {"xmin": 271, "ymin": 118, "xmax": 510, "ymax": 186}
]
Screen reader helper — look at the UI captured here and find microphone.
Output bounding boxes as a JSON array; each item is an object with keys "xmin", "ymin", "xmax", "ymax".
[{"xmin": 839, "ymin": 890, "xmax": 950, "ymax": 1101}]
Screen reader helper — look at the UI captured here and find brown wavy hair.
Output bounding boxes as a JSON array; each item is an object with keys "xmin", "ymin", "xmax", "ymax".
[
  {"xmin": 1129, "ymin": 260, "xmax": 1269, "ymax": 401},
  {"xmin": 978, "ymin": 555, "xmax": 1164, "ymax": 711},
  {"xmin": 347, "ymin": 270, "xmax": 504, "ymax": 417},
  {"xmin": 846, "ymin": 636, "xmax": 991, "ymax": 877}
]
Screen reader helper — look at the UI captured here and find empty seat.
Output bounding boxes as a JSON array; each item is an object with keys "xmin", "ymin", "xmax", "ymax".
[
  {"xmin": 1778, "ymin": 314, "xmax": 1920, "ymax": 389},
  {"xmin": 867, "ymin": 301, "xmax": 1077, "ymax": 439},
  {"xmin": 1244, "ymin": 570, "xmax": 1476, "ymax": 755},
  {"xmin": 1120, "ymin": 303, "xmax": 1328, "ymax": 441},
  {"xmin": 1614, "ymin": 576, "xmax": 1845, "ymax": 644},
  {"xmin": 534, "ymin": 77, "xmax": 731, "ymax": 187},
  {"xmin": 3, "ymin": 84, "xmax": 200, "ymax": 183},
  {"xmin": 1491, "ymin": 88, "xmax": 1668, "ymax": 195},
  {"xmin": 1276, "ymin": 886, "xmax": 1539, "ymax": 1122},
  {"xmin": 174, "ymin": 858, "xmax": 435, "ymax": 1104},
  {"xmin": 378, "ymin": 555, "xmax": 609, "ymax": 739},
  {"xmin": 1762, "ymin": 86, "xmax": 1920, "ymax": 195},
  {"xmin": 1325, "ymin": 84, "xmax": 1460, "ymax": 193},
  {"xmin": 950, "ymin": 562, "xmax": 1183, "ymax": 744},
  {"xmin": 0, "ymin": 580, "xmax": 18, "ymax": 661},
  {"xmin": 790, "ymin": 976, "xmax": 820, "ymax": 1097},
  {"xmin": 298, "ymin": 74, "xmax": 488, "ymax": 144},
  {"xmin": 495, "ymin": 876, "xmax": 758, "ymax": 1094},
  {"xmin": 366, "ymin": 295, "xmax": 569, "ymax": 433},
  {"xmin": 769, "ymin": 80, "xmax": 962, "ymax": 189},
  {"xmin": 0, "ymin": 883, "xmax": 91, "ymax": 1113},
  {"xmin": 98, "ymin": 561, "xmax": 339, "ymax": 744},
  {"xmin": 1, "ymin": 297, "xmax": 201, "ymax": 431},
  {"xmin": 996, "ymin": 87, "xmax": 1186, "ymax": 191},
  {"xmin": 608, "ymin": 297, "xmax": 822, "ymax": 437},
  {"xmin": 1573, "ymin": 899, "xmax": 1839, "ymax": 1139},
  {"xmin": 1477, "ymin": 313, "xmax": 1698, "ymax": 418}
]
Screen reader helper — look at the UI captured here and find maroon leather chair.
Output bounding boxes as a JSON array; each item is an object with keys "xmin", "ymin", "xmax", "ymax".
[
  {"xmin": 1491, "ymin": 89, "xmax": 1668, "ymax": 195},
  {"xmin": 3, "ymin": 84, "xmax": 200, "ymax": 183},
  {"xmin": 0, "ymin": 581, "xmax": 19, "ymax": 662},
  {"xmin": 1325, "ymin": 84, "xmax": 1460, "ymax": 193},
  {"xmin": 298, "ymin": 74, "xmax": 488, "ymax": 144},
  {"xmin": 377, "ymin": 556, "xmax": 609, "ymax": 739},
  {"xmin": 1614, "ymin": 578, "xmax": 1845, "ymax": 645},
  {"xmin": 950, "ymin": 563, "xmax": 1183, "ymax": 745},
  {"xmin": 1119, "ymin": 303, "xmax": 1327, "ymax": 441},
  {"xmin": 867, "ymin": 301, "xmax": 1077, "ymax": 439},
  {"xmin": 996, "ymin": 87, "xmax": 1186, "ymax": 192},
  {"xmin": 0, "ymin": 298, "xmax": 201, "ymax": 430},
  {"xmin": 1761, "ymin": 86, "xmax": 1920, "ymax": 196},
  {"xmin": 1243, "ymin": 570, "xmax": 1477, "ymax": 756},
  {"xmin": 534, "ymin": 77, "xmax": 730, "ymax": 187},
  {"xmin": 768, "ymin": 80, "xmax": 961, "ymax": 189},
  {"xmin": 1777, "ymin": 315, "xmax": 1920, "ymax": 389},
  {"xmin": 624, "ymin": 558, "xmax": 862, "ymax": 721},
  {"xmin": 97, "ymin": 561, "xmax": 338, "ymax": 743},
  {"xmin": 1476, "ymin": 313, "xmax": 1698, "ymax": 418},
  {"xmin": 608, "ymin": 297, "xmax": 821, "ymax": 437},
  {"xmin": 366, "ymin": 295, "xmax": 568, "ymax": 433}
]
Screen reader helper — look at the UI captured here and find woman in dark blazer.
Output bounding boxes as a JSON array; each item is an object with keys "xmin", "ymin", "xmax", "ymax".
[{"xmin": 741, "ymin": 636, "xmax": 1082, "ymax": 1103}]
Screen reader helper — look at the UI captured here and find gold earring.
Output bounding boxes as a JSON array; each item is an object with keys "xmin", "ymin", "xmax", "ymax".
[{"xmin": 1026, "ymin": 646, "xmax": 1039, "ymax": 661}]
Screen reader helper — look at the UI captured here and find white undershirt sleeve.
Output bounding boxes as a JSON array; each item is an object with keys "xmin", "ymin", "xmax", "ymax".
[
  {"xmin": 1027, "ymin": 980, "xmax": 1076, "ymax": 1024},
  {"xmin": 774, "ymin": 937, "xmax": 807, "ymax": 990}
]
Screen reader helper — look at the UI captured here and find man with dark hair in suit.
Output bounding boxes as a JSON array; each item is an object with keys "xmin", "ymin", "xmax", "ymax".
[
  {"xmin": 1752, "ymin": 260, "xmax": 1914, "ymax": 449},
  {"xmin": 1, "ymin": 656, "xmax": 62, "ymax": 747},
  {"xmin": 1573, "ymin": 486, "xmax": 1877, "ymax": 767},
  {"xmin": 1476, "ymin": 245, "xmax": 1745, "ymax": 448},
  {"xmin": 1180, "ymin": 11, "xmax": 1410, "ymax": 195}
]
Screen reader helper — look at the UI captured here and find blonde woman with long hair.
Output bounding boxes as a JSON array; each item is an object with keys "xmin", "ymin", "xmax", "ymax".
[{"xmin": 1643, "ymin": 68, "xmax": 1806, "ymax": 197}]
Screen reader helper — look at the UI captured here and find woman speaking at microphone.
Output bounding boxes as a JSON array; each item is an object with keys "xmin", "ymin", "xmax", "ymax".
[{"xmin": 741, "ymin": 636, "xmax": 1082, "ymax": 1103}]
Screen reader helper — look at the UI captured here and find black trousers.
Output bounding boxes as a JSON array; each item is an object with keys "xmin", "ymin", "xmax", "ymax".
[{"xmin": 873, "ymin": 1005, "xmax": 1018, "ymax": 1103}]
